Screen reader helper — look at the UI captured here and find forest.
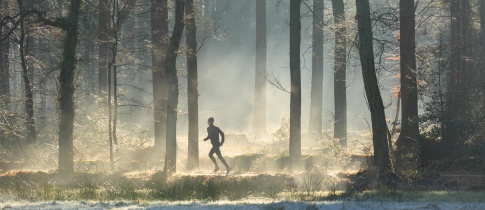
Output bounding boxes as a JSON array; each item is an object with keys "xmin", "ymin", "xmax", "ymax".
[{"xmin": 0, "ymin": 0, "xmax": 485, "ymax": 209}]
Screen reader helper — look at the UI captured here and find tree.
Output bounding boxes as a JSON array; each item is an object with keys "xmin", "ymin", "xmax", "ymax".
[
  {"xmin": 253, "ymin": 0, "xmax": 267, "ymax": 138},
  {"xmin": 106, "ymin": 0, "xmax": 138, "ymax": 169},
  {"xmin": 355, "ymin": 0, "xmax": 391, "ymax": 171},
  {"xmin": 308, "ymin": 0, "xmax": 324, "ymax": 136},
  {"xmin": 18, "ymin": 0, "xmax": 36, "ymax": 143},
  {"xmin": 165, "ymin": 0, "xmax": 185, "ymax": 173},
  {"xmin": 186, "ymin": 0, "xmax": 199, "ymax": 170},
  {"xmin": 0, "ymin": 0, "xmax": 10, "ymax": 107},
  {"xmin": 396, "ymin": 0, "xmax": 420, "ymax": 153},
  {"xmin": 289, "ymin": 0, "xmax": 301, "ymax": 169},
  {"xmin": 443, "ymin": 0, "xmax": 472, "ymax": 150},
  {"xmin": 331, "ymin": 0, "xmax": 347, "ymax": 146},
  {"xmin": 98, "ymin": 0, "xmax": 109, "ymax": 96},
  {"xmin": 56, "ymin": 0, "xmax": 82, "ymax": 173},
  {"xmin": 151, "ymin": 0, "xmax": 169, "ymax": 155}
]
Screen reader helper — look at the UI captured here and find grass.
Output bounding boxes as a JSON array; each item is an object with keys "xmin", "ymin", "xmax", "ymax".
[
  {"xmin": 0, "ymin": 172, "xmax": 297, "ymax": 202},
  {"xmin": 1, "ymin": 171, "xmax": 483, "ymax": 204}
]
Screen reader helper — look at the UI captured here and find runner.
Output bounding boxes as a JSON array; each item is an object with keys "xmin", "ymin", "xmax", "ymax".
[{"xmin": 203, "ymin": 117, "xmax": 231, "ymax": 175}]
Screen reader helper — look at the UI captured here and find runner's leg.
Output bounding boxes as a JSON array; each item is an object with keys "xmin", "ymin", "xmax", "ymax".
[
  {"xmin": 214, "ymin": 147, "xmax": 229, "ymax": 169},
  {"xmin": 209, "ymin": 147, "xmax": 219, "ymax": 168}
]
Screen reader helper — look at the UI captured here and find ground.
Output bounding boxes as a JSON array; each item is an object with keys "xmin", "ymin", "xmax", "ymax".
[
  {"xmin": 1, "ymin": 133, "xmax": 485, "ymax": 209},
  {"xmin": 1, "ymin": 199, "xmax": 485, "ymax": 209}
]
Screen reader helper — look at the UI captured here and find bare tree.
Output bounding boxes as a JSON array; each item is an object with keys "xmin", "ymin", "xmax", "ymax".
[
  {"xmin": 107, "ymin": 0, "xmax": 138, "ymax": 169},
  {"xmin": 332, "ymin": 0, "xmax": 347, "ymax": 146},
  {"xmin": 98, "ymin": 0, "xmax": 109, "ymax": 97},
  {"xmin": 56, "ymin": 0, "xmax": 82, "ymax": 173},
  {"xmin": 253, "ymin": 0, "xmax": 267, "ymax": 138},
  {"xmin": 289, "ymin": 0, "xmax": 301, "ymax": 170},
  {"xmin": 355, "ymin": 0, "xmax": 391, "ymax": 171},
  {"xmin": 308, "ymin": 0, "xmax": 324, "ymax": 136},
  {"xmin": 18, "ymin": 0, "xmax": 36, "ymax": 143},
  {"xmin": 151, "ymin": 0, "xmax": 169, "ymax": 156},
  {"xmin": 165, "ymin": 0, "xmax": 185, "ymax": 173},
  {"xmin": 186, "ymin": 0, "xmax": 199, "ymax": 170}
]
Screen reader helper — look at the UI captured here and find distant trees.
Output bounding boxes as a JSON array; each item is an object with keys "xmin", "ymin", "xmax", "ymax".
[
  {"xmin": 355, "ymin": 0, "xmax": 391, "ymax": 171},
  {"xmin": 308, "ymin": 0, "xmax": 324, "ymax": 136},
  {"xmin": 289, "ymin": 0, "xmax": 301, "ymax": 169},
  {"xmin": 186, "ymin": 0, "xmax": 199, "ymax": 170},
  {"xmin": 253, "ymin": 0, "xmax": 267, "ymax": 139},
  {"xmin": 165, "ymin": 0, "xmax": 185, "ymax": 173},
  {"xmin": 331, "ymin": 0, "xmax": 347, "ymax": 146}
]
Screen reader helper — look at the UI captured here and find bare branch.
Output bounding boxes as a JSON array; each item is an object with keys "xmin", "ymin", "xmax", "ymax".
[{"xmin": 258, "ymin": 69, "xmax": 290, "ymax": 93}]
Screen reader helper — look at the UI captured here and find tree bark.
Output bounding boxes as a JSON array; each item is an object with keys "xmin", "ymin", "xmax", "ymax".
[
  {"xmin": 289, "ymin": 0, "xmax": 301, "ymax": 169},
  {"xmin": 186, "ymin": 0, "xmax": 199, "ymax": 170},
  {"xmin": 98, "ymin": 0, "xmax": 109, "ymax": 96},
  {"xmin": 308, "ymin": 0, "xmax": 324, "ymax": 136},
  {"xmin": 253, "ymin": 0, "xmax": 267, "ymax": 138},
  {"xmin": 396, "ymin": 0, "xmax": 420, "ymax": 150},
  {"xmin": 332, "ymin": 0, "xmax": 347, "ymax": 146},
  {"xmin": 151, "ymin": 0, "xmax": 169, "ymax": 155},
  {"xmin": 0, "ymin": 0, "xmax": 9, "ymax": 107},
  {"xmin": 165, "ymin": 0, "xmax": 185, "ymax": 173},
  {"xmin": 444, "ymin": 0, "xmax": 471, "ymax": 150},
  {"xmin": 58, "ymin": 0, "xmax": 81, "ymax": 174},
  {"xmin": 355, "ymin": 0, "xmax": 391, "ymax": 170}
]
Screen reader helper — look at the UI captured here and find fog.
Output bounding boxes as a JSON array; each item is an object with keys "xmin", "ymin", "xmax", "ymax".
[{"xmin": 176, "ymin": 0, "xmax": 382, "ymax": 137}]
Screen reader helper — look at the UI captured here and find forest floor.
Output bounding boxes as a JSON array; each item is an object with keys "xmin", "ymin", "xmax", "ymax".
[
  {"xmin": 1, "ymin": 198, "xmax": 485, "ymax": 209},
  {"xmin": 1, "ymin": 133, "xmax": 485, "ymax": 209},
  {"xmin": 0, "ymin": 170, "xmax": 484, "ymax": 209}
]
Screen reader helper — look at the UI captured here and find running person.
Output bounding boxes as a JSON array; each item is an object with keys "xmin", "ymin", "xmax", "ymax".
[{"xmin": 203, "ymin": 117, "xmax": 231, "ymax": 175}]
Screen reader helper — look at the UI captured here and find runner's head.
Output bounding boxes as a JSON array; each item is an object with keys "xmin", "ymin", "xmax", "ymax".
[{"xmin": 208, "ymin": 117, "xmax": 214, "ymax": 125}]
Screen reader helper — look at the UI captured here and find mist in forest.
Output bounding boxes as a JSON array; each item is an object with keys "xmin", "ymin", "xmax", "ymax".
[{"xmin": 2, "ymin": 0, "xmax": 485, "ymax": 207}]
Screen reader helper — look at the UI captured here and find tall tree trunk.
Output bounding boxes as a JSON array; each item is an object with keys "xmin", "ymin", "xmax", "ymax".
[
  {"xmin": 355, "ymin": 0, "xmax": 391, "ymax": 171},
  {"xmin": 186, "ymin": 0, "xmax": 199, "ymax": 170},
  {"xmin": 151, "ymin": 0, "xmax": 169, "ymax": 156},
  {"xmin": 18, "ymin": 2, "xmax": 36, "ymax": 144},
  {"xmin": 98, "ymin": 0, "xmax": 109, "ymax": 96},
  {"xmin": 165, "ymin": 0, "xmax": 185, "ymax": 173},
  {"xmin": 289, "ymin": 0, "xmax": 301, "ymax": 169},
  {"xmin": 308, "ymin": 0, "xmax": 324, "ymax": 136},
  {"xmin": 107, "ymin": 0, "xmax": 138, "ymax": 169},
  {"xmin": 332, "ymin": 0, "xmax": 347, "ymax": 146},
  {"xmin": 396, "ymin": 0, "xmax": 420, "ymax": 151},
  {"xmin": 444, "ymin": 0, "xmax": 471, "ymax": 150},
  {"xmin": 0, "ymin": 0, "xmax": 9, "ymax": 107},
  {"xmin": 58, "ymin": 0, "xmax": 81, "ymax": 174},
  {"xmin": 253, "ymin": 0, "xmax": 267, "ymax": 138}
]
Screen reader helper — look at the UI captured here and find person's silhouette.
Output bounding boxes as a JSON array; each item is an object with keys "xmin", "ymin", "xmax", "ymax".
[{"xmin": 203, "ymin": 117, "xmax": 231, "ymax": 175}]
